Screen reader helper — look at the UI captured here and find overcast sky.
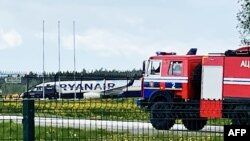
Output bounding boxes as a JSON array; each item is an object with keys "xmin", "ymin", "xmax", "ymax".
[{"xmin": 0, "ymin": 0, "xmax": 240, "ymax": 73}]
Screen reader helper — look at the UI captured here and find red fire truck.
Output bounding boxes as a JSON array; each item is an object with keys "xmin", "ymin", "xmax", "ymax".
[{"xmin": 137, "ymin": 47, "xmax": 250, "ymax": 131}]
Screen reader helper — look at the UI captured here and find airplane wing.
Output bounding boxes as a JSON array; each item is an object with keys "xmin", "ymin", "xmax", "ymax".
[{"xmin": 83, "ymin": 78, "xmax": 135, "ymax": 99}]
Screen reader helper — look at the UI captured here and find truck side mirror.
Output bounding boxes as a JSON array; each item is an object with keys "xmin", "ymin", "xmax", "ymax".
[{"xmin": 142, "ymin": 61, "xmax": 146, "ymax": 75}]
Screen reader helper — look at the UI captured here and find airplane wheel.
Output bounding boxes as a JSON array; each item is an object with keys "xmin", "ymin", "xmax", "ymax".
[
  {"xmin": 150, "ymin": 102, "xmax": 175, "ymax": 130},
  {"xmin": 54, "ymin": 92, "xmax": 59, "ymax": 99}
]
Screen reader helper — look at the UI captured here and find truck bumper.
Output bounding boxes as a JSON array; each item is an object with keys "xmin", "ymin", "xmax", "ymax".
[{"xmin": 136, "ymin": 98, "xmax": 147, "ymax": 107}]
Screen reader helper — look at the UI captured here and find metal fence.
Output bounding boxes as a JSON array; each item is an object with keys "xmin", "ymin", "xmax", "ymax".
[
  {"xmin": 0, "ymin": 75, "xmax": 245, "ymax": 140},
  {"xmin": 0, "ymin": 98, "xmax": 231, "ymax": 141}
]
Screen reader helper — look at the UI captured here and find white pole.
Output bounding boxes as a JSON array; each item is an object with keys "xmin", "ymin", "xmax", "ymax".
[
  {"xmin": 58, "ymin": 21, "xmax": 61, "ymax": 99},
  {"xmin": 73, "ymin": 21, "xmax": 76, "ymax": 100},
  {"xmin": 42, "ymin": 20, "xmax": 45, "ymax": 100}
]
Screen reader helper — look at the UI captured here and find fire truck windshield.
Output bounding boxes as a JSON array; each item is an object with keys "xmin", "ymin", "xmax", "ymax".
[{"xmin": 149, "ymin": 60, "xmax": 162, "ymax": 75}]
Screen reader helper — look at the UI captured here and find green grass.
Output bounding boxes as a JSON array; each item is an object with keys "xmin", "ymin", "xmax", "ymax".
[
  {"xmin": 0, "ymin": 98, "xmax": 149, "ymax": 121},
  {"xmin": 0, "ymin": 121, "xmax": 223, "ymax": 141},
  {"xmin": 0, "ymin": 120, "xmax": 22, "ymax": 140},
  {"xmin": 0, "ymin": 98, "xmax": 231, "ymax": 126}
]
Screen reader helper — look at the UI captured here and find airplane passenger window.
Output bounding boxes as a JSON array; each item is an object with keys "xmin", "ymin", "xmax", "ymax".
[{"xmin": 168, "ymin": 61, "xmax": 183, "ymax": 76}]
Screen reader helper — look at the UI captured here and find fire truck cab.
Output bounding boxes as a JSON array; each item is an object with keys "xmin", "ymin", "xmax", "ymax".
[
  {"xmin": 141, "ymin": 53, "xmax": 202, "ymax": 100},
  {"xmin": 137, "ymin": 47, "xmax": 250, "ymax": 131}
]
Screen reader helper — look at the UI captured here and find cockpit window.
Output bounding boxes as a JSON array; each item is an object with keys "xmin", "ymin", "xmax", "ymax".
[
  {"xmin": 32, "ymin": 87, "xmax": 43, "ymax": 92},
  {"xmin": 168, "ymin": 61, "xmax": 183, "ymax": 75}
]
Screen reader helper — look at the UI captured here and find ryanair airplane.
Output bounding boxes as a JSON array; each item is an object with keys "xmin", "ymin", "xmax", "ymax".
[{"xmin": 21, "ymin": 79, "xmax": 141, "ymax": 99}]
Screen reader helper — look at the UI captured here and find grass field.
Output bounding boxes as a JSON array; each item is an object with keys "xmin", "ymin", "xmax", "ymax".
[
  {"xmin": 0, "ymin": 98, "xmax": 149, "ymax": 121},
  {"xmin": 0, "ymin": 98, "xmax": 231, "ymax": 125},
  {"xmin": 0, "ymin": 121, "xmax": 223, "ymax": 141}
]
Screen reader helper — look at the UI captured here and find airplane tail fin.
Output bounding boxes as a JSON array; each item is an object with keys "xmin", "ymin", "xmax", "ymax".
[{"xmin": 187, "ymin": 48, "xmax": 197, "ymax": 55}]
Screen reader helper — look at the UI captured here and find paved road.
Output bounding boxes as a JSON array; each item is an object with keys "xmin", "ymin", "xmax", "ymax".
[{"xmin": 0, "ymin": 115, "xmax": 223, "ymax": 135}]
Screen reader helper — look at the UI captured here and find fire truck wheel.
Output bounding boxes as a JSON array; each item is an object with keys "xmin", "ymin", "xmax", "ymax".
[
  {"xmin": 150, "ymin": 102, "xmax": 175, "ymax": 130},
  {"xmin": 231, "ymin": 106, "xmax": 250, "ymax": 125},
  {"xmin": 182, "ymin": 118, "xmax": 207, "ymax": 131},
  {"xmin": 182, "ymin": 104, "xmax": 207, "ymax": 131},
  {"xmin": 149, "ymin": 91, "xmax": 174, "ymax": 109}
]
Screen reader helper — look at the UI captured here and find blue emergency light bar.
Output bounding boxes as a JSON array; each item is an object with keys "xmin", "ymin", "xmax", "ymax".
[{"xmin": 156, "ymin": 51, "xmax": 176, "ymax": 56}]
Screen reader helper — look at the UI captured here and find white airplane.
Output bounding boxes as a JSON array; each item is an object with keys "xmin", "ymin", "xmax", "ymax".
[{"xmin": 22, "ymin": 79, "xmax": 141, "ymax": 99}]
